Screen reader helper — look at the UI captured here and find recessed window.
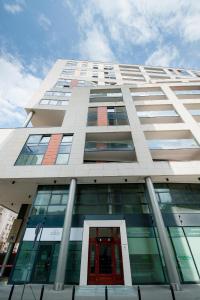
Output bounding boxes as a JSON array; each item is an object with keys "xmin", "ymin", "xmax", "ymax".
[
  {"xmin": 55, "ymin": 135, "xmax": 73, "ymax": 165},
  {"xmin": 15, "ymin": 134, "xmax": 50, "ymax": 165}
]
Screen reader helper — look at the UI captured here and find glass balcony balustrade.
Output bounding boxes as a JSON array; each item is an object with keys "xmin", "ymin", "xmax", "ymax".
[
  {"xmin": 189, "ymin": 109, "xmax": 200, "ymax": 116},
  {"xmin": 90, "ymin": 92, "xmax": 122, "ymax": 98},
  {"xmin": 131, "ymin": 91, "xmax": 164, "ymax": 97},
  {"xmin": 147, "ymin": 139, "xmax": 199, "ymax": 150},
  {"xmin": 137, "ymin": 110, "xmax": 178, "ymax": 118},
  {"xmin": 174, "ymin": 89, "xmax": 200, "ymax": 95},
  {"xmin": 85, "ymin": 141, "xmax": 134, "ymax": 152}
]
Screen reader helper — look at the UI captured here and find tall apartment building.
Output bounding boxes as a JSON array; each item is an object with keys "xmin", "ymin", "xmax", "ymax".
[
  {"xmin": 1, "ymin": 59, "xmax": 200, "ymax": 299},
  {"xmin": 0, "ymin": 207, "xmax": 16, "ymax": 253}
]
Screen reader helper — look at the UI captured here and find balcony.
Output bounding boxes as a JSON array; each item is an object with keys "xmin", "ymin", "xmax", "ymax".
[
  {"xmin": 90, "ymin": 88, "xmax": 123, "ymax": 103},
  {"xmin": 144, "ymin": 130, "xmax": 200, "ymax": 161},
  {"xmin": 184, "ymin": 103, "xmax": 200, "ymax": 122},
  {"xmin": 84, "ymin": 132, "xmax": 136, "ymax": 163},
  {"xmin": 136, "ymin": 104, "xmax": 182, "ymax": 124},
  {"xmin": 131, "ymin": 87, "xmax": 167, "ymax": 101},
  {"xmin": 171, "ymin": 86, "xmax": 200, "ymax": 99}
]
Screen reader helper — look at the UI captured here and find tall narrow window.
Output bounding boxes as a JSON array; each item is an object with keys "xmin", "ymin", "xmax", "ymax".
[
  {"xmin": 15, "ymin": 135, "xmax": 50, "ymax": 165},
  {"xmin": 56, "ymin": 135, "xmax": 73, "ymax": 164}
]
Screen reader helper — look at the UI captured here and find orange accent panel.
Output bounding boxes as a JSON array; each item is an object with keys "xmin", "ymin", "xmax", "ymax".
[
  {"xmin": 42, "ymin": 134, "xmax": 63, "ymax": 165},
  {"xmin": 97, "ymin": 107, "xmax": 107, "ymax": 126}
]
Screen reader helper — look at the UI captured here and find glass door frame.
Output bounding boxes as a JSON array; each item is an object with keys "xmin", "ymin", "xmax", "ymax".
[{"xmin": 80, "ymin": 220, "xmax": 132, "ymax": 286}]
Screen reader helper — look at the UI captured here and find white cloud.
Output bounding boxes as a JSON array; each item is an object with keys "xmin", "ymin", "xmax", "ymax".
[
  {"xmin": 145, "ymin": 45, "xmax": 179, "ymax": 67},
  {"xmin": 4, "ymin": 0, "xmax": 26, "ymax": 14},
  {"xmin": 4, "ymin": 3, "xmax": 23, "ymax": 14},
  {"xmin": 65, "ymin": 0, "xmax": 200, "ymax": 65},
  {"xmin": 182, "ymin": 15, "xmax": 200, "ymax": 42},
  {"xmin": 80, "ymin": 27, "xmax": 116, "ymax": 62},
  {"xmin": 0, "ymin": 54, "xmax": 41, "ymax": 128},
  {"xmin": 38, "ymin": 14, "xmax": 52, "ymax": 31}
]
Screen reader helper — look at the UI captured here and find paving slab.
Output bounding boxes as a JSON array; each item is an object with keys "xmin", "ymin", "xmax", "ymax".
[
  {"xmin": 11, "ymin": 284, "xmax": 43, "ymax": 300},
  {"xmin": 0, "ymin": 285, "xmax": 12, "ymax": 300},
  {"xmin": 43, "ymin": 285, "xmax": 73, "ymax": 300}
]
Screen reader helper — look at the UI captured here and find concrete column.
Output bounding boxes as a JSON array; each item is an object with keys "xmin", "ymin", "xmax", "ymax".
[
  {"xmin": 0, "ymin": 243, "xmax": 15, "ymax": 277},
  {"xmin": 23, "ymin": 111, "xmax": 34, "ymax": 127},
  {"xmin": 54, "ymin": 178, "xmax": 77, "ymax": 291},
  {"xmin": 145, "ymin": 177, "xmax": 181, "ymax": 291}
]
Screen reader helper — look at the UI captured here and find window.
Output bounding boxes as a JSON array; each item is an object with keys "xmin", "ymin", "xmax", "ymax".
[
  {"xmin": 127, "ymin": 227, "xmax": 166, "ymax": 284},
  {"xmin": 107, "ymin": 106, "xmax": 129, "ymax": 125},
  {"xmin": 55, "ymin": 135, "xmax": 73, "ymax": 164},
  {"xmin": 74, "ymin": 184, "xmax": 148, "ymax": 215},
  {"xmin": 15, "ymin": 135, "xmax": 50, "ymax": 165},
  {"xmin": 87, "ymin": 106, "xmax": 128, "ymax": 126},
  {"xmin": 16, "ymin": 134, "xmax": 73, "ymax": 166},
  {"xmin": 54, "ymin": 79, "xmax": 71, "ymax": 88},
  {"xmin": 44, "ymin": 90, "xmax": 71, "ymax": 97},
  {"xmin": 87, "ymin": 107, "xmax": 97, "ymax": 126},
  {"xmin": 65, "ymin": 61, "xmax": 77, "ymax": 67},
  {"xmin": 31, "ymin": 186, "xmax": 69, "ymax": 216},
  {"xmin": 155, "ymin": 183, "xmax": 200, "ymax": 213},
  {"xmin": 169, "ymin": 227, "xmax": 200, "ymax": 282},
  {"xmin": 61, "ymin": 70, "xmax": 74, "ymax": 76},
  {"xmin": 40, "ymin": 99, "xmax": 69, "ymax": 106},
  {"xmin": 90, "ymin": 89, "xmax": 123, "ymax": 102}
]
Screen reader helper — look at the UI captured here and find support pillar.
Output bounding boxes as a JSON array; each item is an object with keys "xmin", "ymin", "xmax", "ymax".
[
  {"xmin": 145, "ymin": 177, "xmax": 181, "ymax": 291},
  {"xmin": 23, "ymin": 111, "xmax": 34, "ymax": 127},
  {"xmin": 54, "ymin": 178, "xmax": 77, "ymax": 291}
]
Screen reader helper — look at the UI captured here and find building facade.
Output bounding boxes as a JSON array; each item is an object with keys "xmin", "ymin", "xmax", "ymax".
[
  {"xmin": 0, "ymin": 206, "xmax": 16, "ymax": 253},
  {"xmin": 1, "ymin": 59, "xmax": 200, "ymax": 290}
]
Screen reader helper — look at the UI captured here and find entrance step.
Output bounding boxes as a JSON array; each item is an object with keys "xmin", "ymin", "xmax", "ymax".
[
  {"xmin": 43, "ymin": 285, "xmax": 73, "ymax": 300},
  {"xmin": 107, "ymin": 286, "xmax": 139, "ymax": 299},
  {"xmin": 0, "ymin": 285, "xmax": 12, "ymax": 300},
  {"xmin": 139, "ymin": 285, "xmax": 174, "ymax": 300},
  {"xmin": 174, "ymin": 284, "xmax": 200, "ymax": 300},
  {"xmin": 75, "ymin": 286, "xmax": 105, "ymax": 299}
]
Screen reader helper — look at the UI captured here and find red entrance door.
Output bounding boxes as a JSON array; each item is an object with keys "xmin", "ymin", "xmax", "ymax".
[{"xmin": 87, "ymin": 227, "xmax": 124, "ymax": 285}]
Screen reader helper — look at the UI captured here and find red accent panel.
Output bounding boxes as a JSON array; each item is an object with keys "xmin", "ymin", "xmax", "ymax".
[
  {"xmin": 70, "ymin": 79, "xmax": 78, "ymax": 88},
  {"xmin": 42, "ymin": 134, "xmax": 63, "ymax": 165},
  {"xmin": 97, "ymin": 107, "xmax": 107, "ymax": 126}
]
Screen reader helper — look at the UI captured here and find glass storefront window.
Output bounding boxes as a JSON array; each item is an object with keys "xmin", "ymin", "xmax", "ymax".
[
  {"xmin": 184, "ymin": 228, "xmax": 200, "ymax": 277},
  {"xmin": 169, "ymin": 227, "xmax": 200, "ymax": 282},
  {"xmin": 127, "ymin": 227, "xmax": 166, "ymax": 284},
  {"xmin": 155, "ymin": 183, "xmax": 200, "ymax": 213},
  {"xmin": 31, "ymin": 186, "xmax": 69, "ymax": 217},
  {"xmin": 11, "ymin": 242, "xmax": 36, "ymax": 283},
  {"xmin": 74, "ymin": 184, "xmax": 148, "ymax": 215}
]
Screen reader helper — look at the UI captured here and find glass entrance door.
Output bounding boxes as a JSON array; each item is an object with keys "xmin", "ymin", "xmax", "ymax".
[
  {"xmin": 87, "ymin": 227, "xmax": 124, "ymax": 285},
  {"xmin": 31, "ymin": 244, "xmax": 53, "ymax": 283}
]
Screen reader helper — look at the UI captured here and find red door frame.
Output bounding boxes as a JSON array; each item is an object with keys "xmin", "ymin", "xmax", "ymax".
[{"xmin": 87, "ymin": 227, "xmax": 124, "ymax": 285}]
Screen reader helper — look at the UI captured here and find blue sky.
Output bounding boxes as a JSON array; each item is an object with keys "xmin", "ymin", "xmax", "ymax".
[{"xmin": 0, "ymin": 0, "xmax": 200, "ymax": 127}]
